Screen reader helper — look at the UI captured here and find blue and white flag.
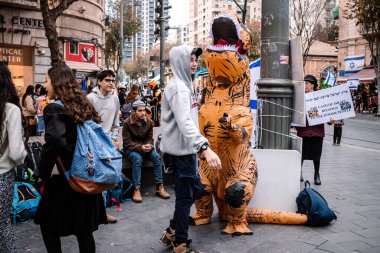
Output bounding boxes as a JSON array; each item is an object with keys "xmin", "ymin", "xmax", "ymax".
[
  {"xmin": 249, "ymin": 59, "xmax": 260, "ymax": 148},
  {"xmin": 344, "ymin": 55, "xmax": 364, "ymax": 74},
  {"xmin": 347, "ymin": 78, "xmax": 359, "ymax": 90},
  {"xmin": 249, "ymin": 59, "xmax": 260, "ymax": 111},
  {"xmin": 325, "ymin": 72, "xmax": 336, "ymax": 87}
]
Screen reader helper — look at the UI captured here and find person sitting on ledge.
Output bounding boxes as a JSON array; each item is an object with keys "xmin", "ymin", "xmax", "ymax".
[{"xmin": 122, "ymin": 100, "xmax": 170, "ymax": 203}]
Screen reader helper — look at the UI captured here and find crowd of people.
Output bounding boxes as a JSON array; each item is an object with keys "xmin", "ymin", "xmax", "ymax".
[
  {"xmin": 0, "ymin": 45, "xmax": 221, "ymax": 253},
  {"xmin": 1, "ymin": 43, "xmax": 369, "ymax": 252}
]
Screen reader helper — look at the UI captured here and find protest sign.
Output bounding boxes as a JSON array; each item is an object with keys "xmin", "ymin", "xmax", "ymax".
[{"xmin": 305, "ymin": 84, "xmax": 355, "ymax": 126}]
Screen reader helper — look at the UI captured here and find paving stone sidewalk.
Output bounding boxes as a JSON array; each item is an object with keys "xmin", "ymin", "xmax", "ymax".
[{"xmin": 14, "ymin": 114, "xmax": 380, "ymax": 253}]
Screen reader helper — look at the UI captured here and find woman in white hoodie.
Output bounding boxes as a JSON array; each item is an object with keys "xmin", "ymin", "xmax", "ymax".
[{"xmin": 0, "ymin": 62, "xmax": 27, "ymax": 253}]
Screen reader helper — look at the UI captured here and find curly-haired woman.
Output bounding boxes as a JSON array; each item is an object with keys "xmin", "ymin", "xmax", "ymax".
[
  {"xmin": 0, "ymin": 62, "xmax": 27, "ymax": 253},
  {"xmin": 34, "ymin": 64, "xmax": 107, "ymax": 253}
]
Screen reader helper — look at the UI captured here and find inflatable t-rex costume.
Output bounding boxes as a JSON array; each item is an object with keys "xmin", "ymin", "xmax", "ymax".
[{"xmin": 191, "ymin": 12, "xmax": 307, "ymax": 235}]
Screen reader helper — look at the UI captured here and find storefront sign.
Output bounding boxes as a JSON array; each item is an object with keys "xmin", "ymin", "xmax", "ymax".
[
  {"xmin": 11, "ymin": 17, "xmax": 43, "ymax": 28},
  {"xmin": 0, "ymin": 14, "xmax": 43, "ymax": 35},
  {"xmin": 305, "ymin": 84, "xmax": 355, "ymax": 126},
  {"xmin": 0, "ymin": 45, "xmax": 33, "ymax": 66}
]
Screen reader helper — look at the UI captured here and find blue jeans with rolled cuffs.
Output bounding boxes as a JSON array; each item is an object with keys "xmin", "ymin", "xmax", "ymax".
[
  {"xmin": 168, "ymin": 154, "xmax": 203, "ymax": 244},
  {"xmin": 125, "ymin": 148, "xmax": 163, "ymax": 187}
]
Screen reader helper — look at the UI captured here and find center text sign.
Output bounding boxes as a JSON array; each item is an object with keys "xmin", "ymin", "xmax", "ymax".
[{"xmin": 305, "ymin": 84, "xmax": 355, "ymax": 126}]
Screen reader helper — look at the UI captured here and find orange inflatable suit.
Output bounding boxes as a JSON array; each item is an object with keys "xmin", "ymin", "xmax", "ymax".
[{"xmin": 191, "ymin": 12, "xmax": 307, "ymax": 235}]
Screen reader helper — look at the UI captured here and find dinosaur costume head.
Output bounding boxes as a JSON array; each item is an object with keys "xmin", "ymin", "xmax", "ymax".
[{"xmin": 204, "ymin": 11, "xmax": 252, "ymax": 105}]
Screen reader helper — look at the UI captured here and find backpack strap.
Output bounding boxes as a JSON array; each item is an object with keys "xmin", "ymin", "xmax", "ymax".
[
  {"xmin": 304, "ymin": 180, "xmax": 311, "ymax": 188},
  {"xmin": 53, "ymin": 100, "xmax": 64, "ymax": 107}
]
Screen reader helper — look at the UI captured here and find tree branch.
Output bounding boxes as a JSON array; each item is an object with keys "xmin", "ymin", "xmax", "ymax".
[{"xmin": 51, "ymin": 0, "xmax": 79, "ymax": 20}]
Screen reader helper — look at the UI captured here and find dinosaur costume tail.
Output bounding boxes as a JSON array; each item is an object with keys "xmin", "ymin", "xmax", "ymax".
[{"xmin": 246, "ymin": 207, "xmax": 307, "ymax": 225}]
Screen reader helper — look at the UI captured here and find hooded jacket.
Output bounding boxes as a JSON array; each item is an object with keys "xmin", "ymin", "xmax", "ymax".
[
  {"xmin": 86, "ymin": 86, "xmax": 120, "ymax": 140},
  {"xmin": 0, "ymin": 103, "xmax": 27, "ymax": 174},
  {"xmin": 160, "ymin": 45, "xmax": 208, "ymax": 155}
]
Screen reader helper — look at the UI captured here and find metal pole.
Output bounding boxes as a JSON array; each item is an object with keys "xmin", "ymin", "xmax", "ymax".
[
  {"xmin": 119, "ymin": 0, "xmax": 124, "ymax": 82},
  {"xmin": 132, "ymin": 0, "xmax": 136, "ymax": 61},
  {"xmin": 257, "ymin": 0, "xmax": 293, "ymax": 149},
  {"xmin": 159, "ymin": 0, "xmax": 165, "ymax": 88}
]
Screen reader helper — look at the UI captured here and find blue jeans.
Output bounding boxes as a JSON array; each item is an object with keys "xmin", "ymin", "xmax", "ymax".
[
  {"xmin": 125, "ymin": 149, "xmax": 163, "ymax": 187},
  {"xmin": 168, "ymin": 154, "xmax": 203, "ymax": 244}
]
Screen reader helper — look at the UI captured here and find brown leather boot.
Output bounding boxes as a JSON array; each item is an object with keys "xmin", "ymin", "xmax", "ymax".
[
  {"xmin": 172, "ymin": 241, "xmax": 202, "ymax": 253},
  {"xmin": 133, "ymin": 187, "xmax": 143, "ymax": 203},
  {"xmin": 156, "ymin": 184, "xmax": 170, "ymax": 199},
  {"xmin": 106, "ymin": 214, "xmax": 117, "ymax": 224}
]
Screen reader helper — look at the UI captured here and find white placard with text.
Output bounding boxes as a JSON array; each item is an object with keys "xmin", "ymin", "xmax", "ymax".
[{"xmin": 305, "ymin": 84, "xmax": 355, "ymax": 126}]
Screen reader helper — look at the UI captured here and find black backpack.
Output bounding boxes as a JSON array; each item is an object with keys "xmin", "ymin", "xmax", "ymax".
[
  {"xmin": 25, "ymin": 141, "xmax": 43, "ymax": 179},
  {"xmin": 296, "ymin": 181, "xmax": 337, "ymax": 226}
]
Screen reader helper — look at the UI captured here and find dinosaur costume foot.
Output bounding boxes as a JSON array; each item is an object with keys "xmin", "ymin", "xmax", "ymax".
[
  {"xmin": 221, "ymin": 223, "xmax": 253, "ymax": 236},
  {"xmin": 189, "ymin": 215, "xmax": 211, "ymax": 226}
]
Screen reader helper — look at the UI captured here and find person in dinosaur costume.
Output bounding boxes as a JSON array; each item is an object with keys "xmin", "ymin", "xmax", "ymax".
[{"xmin": 191, "ymin": 11, "xmax": 307, "ymax": 235}]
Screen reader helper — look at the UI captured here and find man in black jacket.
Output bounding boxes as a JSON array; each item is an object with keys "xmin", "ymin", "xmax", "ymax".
[{"xmin": 122, "ymin": 100, "xmax": 170, "ymax": 203}]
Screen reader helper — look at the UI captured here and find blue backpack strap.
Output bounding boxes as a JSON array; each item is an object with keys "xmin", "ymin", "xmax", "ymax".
[{"xmin": 53, "ymin": 100, "xmax": 64, "ymax": 107}]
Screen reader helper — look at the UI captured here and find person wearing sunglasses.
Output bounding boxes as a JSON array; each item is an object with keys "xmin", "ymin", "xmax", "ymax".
[{"xmin": 86, "ymin": 70, "xmax": 120, "ymax": 224}]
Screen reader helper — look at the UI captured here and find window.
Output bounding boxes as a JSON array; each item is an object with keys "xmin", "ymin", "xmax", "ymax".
[{"xmin": 69, "ymin": 41, "xmax": 78, "ymax": 55}]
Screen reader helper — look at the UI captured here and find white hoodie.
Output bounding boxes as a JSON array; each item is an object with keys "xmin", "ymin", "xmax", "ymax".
[
  {"xmin": 160, "ymin": 45, "xmax": 208, "ymax": 155},
  {"xmin": 0, "ymin": 103, "xmax": 27, "ymax": 174},
  {"xmin": 86, "ymin": 86, "xmax": 120, "ymax": 140}
]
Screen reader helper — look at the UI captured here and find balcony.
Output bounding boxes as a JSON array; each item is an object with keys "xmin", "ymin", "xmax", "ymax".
[{"xmin": 0, "ymin": 0, "xmax": 39, "ymax": 9}]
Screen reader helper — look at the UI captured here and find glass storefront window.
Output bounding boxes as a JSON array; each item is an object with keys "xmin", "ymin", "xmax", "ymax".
[{"xmin": 0, "ymin": 45, "xmax": 34, "ymax": 97}]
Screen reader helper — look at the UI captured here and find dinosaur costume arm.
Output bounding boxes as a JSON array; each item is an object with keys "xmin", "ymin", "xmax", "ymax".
[{"xmin": 219, "ymin": 112, "xmax": 252, "ymax": 143}]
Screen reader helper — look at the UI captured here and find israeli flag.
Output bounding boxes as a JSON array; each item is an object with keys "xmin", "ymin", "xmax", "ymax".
[
  {"xmin": 249, "ymin": 59, "xmax": 260, "ymax": 148},
  {"xmin": 344, "ymin": 55, "xmax": 364, "ymax": 74},
  {"xmin": 347, "ymin": 78, "xmax": 359, "ymax": 90},
  {"xmin": 326, "ymin": 72, "xmax": 336, "ymax": 87},
  {"xmin": 249, "ymin": 59, "xmax": 260, "ymax": 110}
]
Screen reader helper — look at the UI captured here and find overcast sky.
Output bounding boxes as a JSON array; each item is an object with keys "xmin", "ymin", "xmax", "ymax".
[{"xmin": 168, "ymin": 0, "xmax": 189, "ymax": 38}]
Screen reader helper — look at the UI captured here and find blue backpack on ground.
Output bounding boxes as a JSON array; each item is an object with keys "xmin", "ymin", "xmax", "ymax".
[
  {"xmin": 296, "ymin": 180, "xmax": 337, "ymax": 226},
  {"xmin": 12, "ymin": 182, "xmax": 41, "ymax": 224},
  {"xmin": 106, "ymin": 174, "xmax": 134, "ymax": 209},
  {"xmin": 54, "ymin": 100, "xmax": 122, "ymax": 194}
]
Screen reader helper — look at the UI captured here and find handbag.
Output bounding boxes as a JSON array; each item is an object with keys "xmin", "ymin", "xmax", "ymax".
[{"xmin": 28, "ymin": 117, "xmax": 37, "ymax": 126}]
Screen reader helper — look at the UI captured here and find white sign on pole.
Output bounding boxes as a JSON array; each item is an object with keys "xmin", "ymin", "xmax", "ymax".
[{"xmin": 305, "ymin": 84, "xmax": 355, "ymax": 126}]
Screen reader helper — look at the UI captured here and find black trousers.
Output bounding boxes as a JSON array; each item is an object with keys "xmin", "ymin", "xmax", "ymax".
[
  {"xmin": 333, "ymin": 126, "xmax": 342, "ymax": 144},
  {"xmin": 41, "ymin": 225, "xmax": 95, "ymax": 253}
]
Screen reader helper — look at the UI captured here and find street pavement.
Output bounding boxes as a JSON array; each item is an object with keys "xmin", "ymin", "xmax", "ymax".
[{"xmin": 14, "ymin": 113, "xmax": 380, "ymax": 253}]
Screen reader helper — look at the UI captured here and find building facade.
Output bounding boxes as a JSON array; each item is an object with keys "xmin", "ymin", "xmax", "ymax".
[
  {"xmin": 188, "ymin": 0, "xmax": 261, "ymax": 46},
  {"xmin": 322, "ymin": 0, "xmax": 336, "ymax": 28},
  {"xmin": 304, "ymin": 40, "xmax": 338, "ymax": 80},
  {"xmin": 337, "ymin": 0, "xmax": 372, "ymax": 79},
  {"xmin": 176, "ymin": 24, "xmax": 190, "ymax": 44},
  {"xmin": 0, "ymin": 0, "xmax": 106, "ymax": 94},
  {"xmin": 124, "ymin": 0, "xmax": 169, "ymax": 61}
]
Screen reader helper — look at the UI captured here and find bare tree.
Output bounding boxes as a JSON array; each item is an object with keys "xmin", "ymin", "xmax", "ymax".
[
  {"xmin": 246, "ymin": 19, "xmax": 261, "ymax": 61},
  {"xmin": 123, "ymin": 53, "xmax": 149, "ymax": 82},
  {"xmin": 289, "ymin": 0, "xmax": 327, "ymax": 67},
  {"xmin": 104, "ymin": 0, "xmax": 141, "ymax": 73},
  {"xmin": 40, "ymin": 0, "xmax": 79, "ymax": 66},
  {"xmin": 346, "ymin": 0, "xmax": 380, "ymax": 115}
]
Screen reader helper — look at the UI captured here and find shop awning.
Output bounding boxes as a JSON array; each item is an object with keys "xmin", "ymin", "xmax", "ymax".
[
  {"xmin": 337, "ymin": 68, "xmax": 376, "ymax": 83},
  {"xmin": 65, "ymin": 61, "xmax": 102, "ymax": 72}
]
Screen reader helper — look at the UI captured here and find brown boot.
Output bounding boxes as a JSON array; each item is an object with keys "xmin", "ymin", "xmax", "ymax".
[
  {"xmin": 107, "ymin": 214, "xmax": 117, "ymax": 224},
  {"xmin": 172, "ymin": 241, "xmax": 202, "ymax": 253},
  {"xmin": 156, "ymin": 184, "xmax": 170, "ymax": 199},
  {"xmin": 133, "ymin": 187, "xmax": 143, "ymax": 203}
]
